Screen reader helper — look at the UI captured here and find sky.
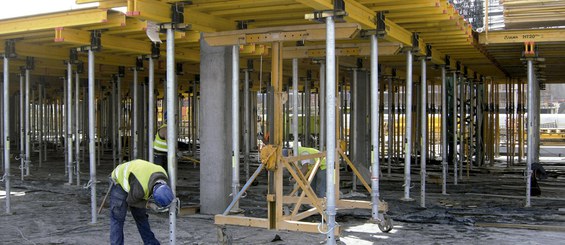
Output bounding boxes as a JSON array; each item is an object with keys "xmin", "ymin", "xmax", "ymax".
[{"xmin": 0, "ymin": 0, "xmax": 98, "ymax": 20}]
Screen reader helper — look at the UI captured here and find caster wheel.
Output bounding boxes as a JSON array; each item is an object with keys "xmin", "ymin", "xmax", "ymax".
[
  {"xmin": 377, "ymin": 215, "xmax": 393, "ymax": 233},
  {"xmin": 216, "ymin": 226, "xmax": 232, "ymax": 244}
]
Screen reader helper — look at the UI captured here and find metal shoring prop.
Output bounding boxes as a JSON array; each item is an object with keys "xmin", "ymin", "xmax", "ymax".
[
  {"xmin": 325, "ymin": 15, "xmax": 337, "ymax": 244},
  {"xmin": 25, "ymin": 69, "xmax": 30, "ymax": 176},
  {"xmin": 0, "ymin": 75, "xmax": 2, "ymax": 173},
  {"xmin": 148, "ymin": 57, "xmax": 155, "ymax": 163},
  {"xmin": 459, "ymin": 76, "xmax": 464, "ymax": 180},
  {"xmin": 97, "ymin": 80, "xmax": 102, "ymax": 167},
  {"xmin": 117, "ymin": 76, "xmax": 122, "ymax": 165},
  {"xmin": 525, "ymin": 59, "xmax": 534, "ymax": 207},
  {"xmin": 453, "ymin": 72, "xmax": 458, "ymax": 185},
  {"xmin": 19, "ymin": 73, "xmax": 24, "ymax": 181},
  {"xmin": 293, "ymin": 58, "xmax": 299, "ymax": 157},
  {"xmin": 306, "ymin": 75, "xmax": 311, "ymax": 147},
  {"xmin": 420, "ymin": 58, "xmax": 427, "ymax": 208},
  {"xmin": 231, "ymin": 45, "xmax": 241, "ymax": 212},
  {"xmin": 319, "ymin": 62, "xmax": 325, "ymax": 151},
  {"xmin": 379, "ymin": 78, "xmax": 385, "ymax": 177},
  {"xmin": 133, "ymin": 68, "xmax": 139, "ymax": 159},
  {"xmin": 399, "ymin": 81, "xmax": 403, "ymax": 170},
  {"xmin": 75, "ymin": 71, "xmax": 81, "ymax": 184},
  {"xmin": 351, "ymin": 68, "xmax": 358, "ymax": 191},
  {"xmin": 244, "ymin": 66, "xmax": 250, "ymax": 181},
  {"xmin": 388, "ymin": 77, "xmax": 393, "ymax": 177},
  {"xmin": 314, "ymin": 88, "xmax": 318, "ymax": 150},
  {"xmin": 39, "ymin": 83, "xmax": 43, "ymax": 167},
  {"xmin": 402, "ymin": 50, "xmax": 414, "ymax": 201},
  {"xmin": 191, "ymin": 80, "xmax": 198, "ymax": 155},
  {"xmin": 369, "ymin": 34, "xmax": 383, "ymax": 221},
  {"xmin": 87, "ymin": 48, "xmax": 97, "ymax": 223},
  {"xmin": 111, "ymin": 77, "xmax": 116, "ymax": 167},
  {"xmin": 141, "ymin": 81, "xmax": 147, "ymax": 159},
  {"xmin": 82, "ymin": 86, "xmax": 87, "ymax": 165},
  {"xmin": 165, "ymin": 26, "xmax": 178, "ymax": 244},
  {"xmin": 506, "ymin": 81, "xmax": 511, "ymax": 166},
  {"xmin": 533, "ymin": 73, "xmax": 540, "ymax": 165},
  {"xmin": 3, "ymin": 55, "xmax": 11, "ymax": 214},
  {"xmin": 43, "ymin": 85, "xmax": 47, "ymax": 160},
  {"xmin": 67, "ymin": 62, "xmax": 73, "ymax": 184},
  {"xmin": 441, "ymin": 66, "xmax": 447, "ymax": 195}
]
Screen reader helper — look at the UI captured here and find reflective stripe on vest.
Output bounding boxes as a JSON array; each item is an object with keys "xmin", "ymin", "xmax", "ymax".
[
  {"xmin": 112, "ymin": 159, "xmax": 167, "ymax": 199},
  {"xmin": 298, "ymin": 147, "xmax": 327, "ymax": 170},
  {"xmin": 153, "ymin": 124, "xmax": 167, "ymax": 152}
]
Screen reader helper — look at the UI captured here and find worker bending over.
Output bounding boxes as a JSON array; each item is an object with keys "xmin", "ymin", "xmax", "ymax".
[
  {"xmin": 109, "ymin": 159, "xmax": 174, "ymax": 245},
  {"xmin": 297, "ymin": 146, "xmax": 327, "ymax": 198}
]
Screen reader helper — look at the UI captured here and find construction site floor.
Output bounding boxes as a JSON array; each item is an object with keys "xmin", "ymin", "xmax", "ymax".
[{"xmin": 1, "ymin": 153, "xmax": 564, "ymax": 244}]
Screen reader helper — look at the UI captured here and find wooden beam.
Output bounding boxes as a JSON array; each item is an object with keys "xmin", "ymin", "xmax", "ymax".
[
  {"xmin": 214, "ymin": 215, "xmax": 269, "ymax": 228},
  {"xmin": 279, "ymin": 220, "xmax": 340, "ymax": 235}
]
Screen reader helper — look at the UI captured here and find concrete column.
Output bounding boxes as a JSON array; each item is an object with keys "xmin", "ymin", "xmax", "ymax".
[
  {"xmin": 351, "ymin": 70, "xmax": 369, "ymax": 168},
  {"xmin": 199, "ymin": 38, "xmax": 232, "ymax": 214}
]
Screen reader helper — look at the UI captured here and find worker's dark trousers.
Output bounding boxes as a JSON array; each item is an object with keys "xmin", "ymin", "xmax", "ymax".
[
  {"xmin": 153, "ymin": 152, "xmax": 168, "ymax": 173},
  {"xmin": 110, "ymin": 184, "xmax": 160, "ymax": 245}
]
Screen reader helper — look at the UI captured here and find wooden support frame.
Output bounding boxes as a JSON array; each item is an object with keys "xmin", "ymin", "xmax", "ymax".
[
  {"xmin": 215, "ymin": 147, "xmax": 388, "ymax": 235},
  {"xmin": 211, "ymin": 22, "xmax": 386, "ymax": 238}
]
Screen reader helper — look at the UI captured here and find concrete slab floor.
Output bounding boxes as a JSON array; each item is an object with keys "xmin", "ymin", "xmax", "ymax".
[{"xmin": 1, "ymin": 152, "xmax": 564, "ymax": 244}]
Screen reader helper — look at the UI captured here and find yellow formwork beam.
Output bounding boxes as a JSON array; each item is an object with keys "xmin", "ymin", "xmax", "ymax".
[
  {"xmin": 81, "ymin": 11, "xmax": 127, "ymax": 30},
  {"xmin": 54, "ymin": 28, "xmax": 151, "ymax": 54},
  {"xmin": 208, "ymin": 4, "xmax": 307, "ymax": 17},
  {"xmin": 0, "ymin": 42, "xmax": 135, "ymax": 66},
  {"xmin": 104, "ymin": 18, "xmax": 147, "ymax": 34},
  {"xmin": 385, "ymin": 7, "xmax": 447, "ymax": 19},
  {"xmin": 127, "ymin": 0, "xmax": 170, "ymax": 23},
  {"xmin": 479, "ymin": 29, "xmax": 565, "ymax": 44},
  {"xmin": 175, "ymin": 31, "xmax": 201, "ymax": 44},
  {"xmin": 367, "ymin": 1, "xmax": 441, "ymax": 11},
  {"xmin": 125, "ymin": 0, "xmax": 234, "ymax": 31},
  {"xmin": 203, "ymin": 23, "xmax": 360, "ymax": 46},
  {"xmin": 175, "ymin": 48, "xmax": 200, "ymax": 62},
  {"xmin": 0, "ymin": 8, "xmax": 109, "ymax": 35},
  {"xmin": 282, "ymin": 43, "xmax": 402, "ymax": 59},
  {"xmin": 295, "ymin": 0, "xmax": 333, "ymax": 9},
  {"xmin": 184, "ymin": 9, "xmax": 234, "ymax": 32},
  {"xmin": 99, "ymin": 0, "xmax": 128, "ymax": 9},
  {"xmin": 189, "ymin": 0, "xmax": 289, "ymax": 12}
]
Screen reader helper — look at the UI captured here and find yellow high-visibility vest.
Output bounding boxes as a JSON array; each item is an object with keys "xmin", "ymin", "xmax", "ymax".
[
  {"xmin": 298, "ymin": 147, "xmax": 327, "ymax": 170},
  {"xmin": 111, "ymin": 159, "xmax": 167, "ymax": 199},
  {"xmin": 153, "ymin": 124, "xmax": 167, "ymax": 152}
]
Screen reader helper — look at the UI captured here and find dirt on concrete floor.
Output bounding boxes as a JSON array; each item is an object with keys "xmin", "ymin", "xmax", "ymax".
[{"xmin": 1, "ymin": 153, "xmax": 564, "ymax": 245}]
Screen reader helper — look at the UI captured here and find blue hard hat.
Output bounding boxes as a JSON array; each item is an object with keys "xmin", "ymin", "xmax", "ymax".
[
  {"xmin": 153, "ymin": 183, "xmax": 174, "ymax": 207},
  {"xmin": 282, "ymin": 148, "xmax": 289, "ymax": 157}
]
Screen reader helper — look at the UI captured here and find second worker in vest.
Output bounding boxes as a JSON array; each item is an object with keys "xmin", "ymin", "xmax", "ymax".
[
  {"xmin": 109, "ymin": 159, "xmax": 174, "ymax": 245},
  {"xmin": 153, "ymin": 121, "xmax": 168, "ymax": 172},
  {"xmin": 297, "ymin": 146, "xmax": 327, "ymax": 198}
]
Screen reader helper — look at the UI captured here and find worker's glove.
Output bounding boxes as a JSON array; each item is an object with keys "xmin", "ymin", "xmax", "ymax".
[
  {"xmin": 147, "ymin": 201, "xmax": 169, "ymax": 213},
  {"xmin": 108, "ymin": 176, "xmax": 117, "ymax": 186}
]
